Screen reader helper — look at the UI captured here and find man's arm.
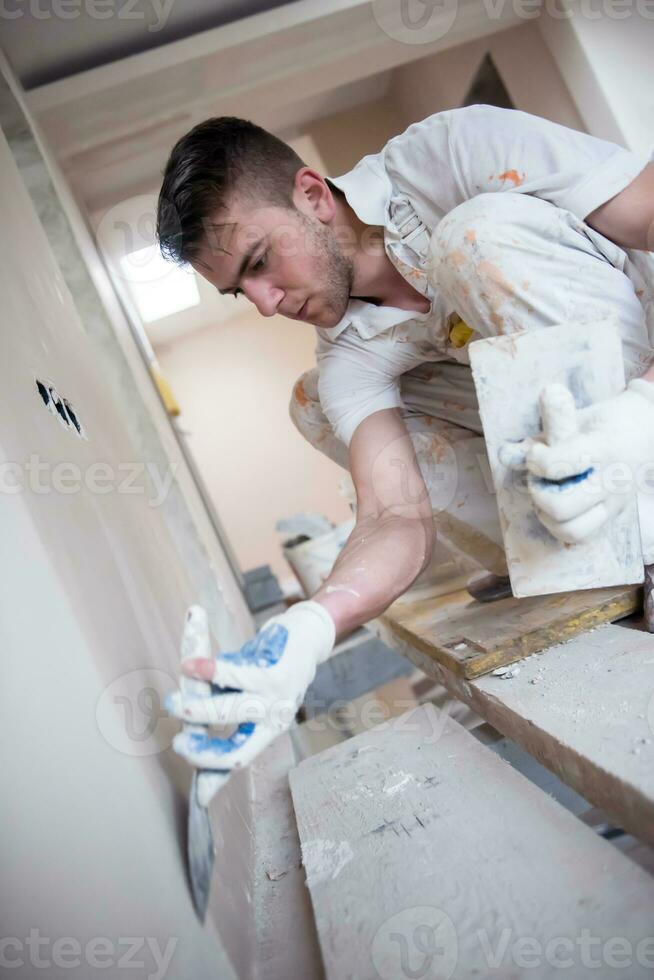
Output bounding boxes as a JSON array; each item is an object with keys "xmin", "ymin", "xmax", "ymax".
[
  {"xmin": 587, "ymin": 160, "xmax": 654, "ymax": 385},
  {"xmin": 314, "ymin": 407, "xmax": 434, "ymax": 637},
  {"xmin": 386, "ymin": 105, "xmax": 652, "ymax": 234},
  {"xmin": 165, "ymin": 408, "xmax": 434, "ymax": 783},
  {"xmin": 586, "ymin": 162, "xmax": 654, "ymax": 252}
]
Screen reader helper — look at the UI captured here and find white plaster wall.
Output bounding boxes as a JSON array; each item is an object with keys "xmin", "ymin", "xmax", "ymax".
[
  {"xmin": 0, "ymin": 126, "xmax": 239, "ymax": 977},
  {"xmin": 538, "ymin": 6, "xmax": 654, "ymax": 151},
  {"xmin": 392, "ymin": 21, "xmax": 586, "ymax": 131},
  {"xmin": 304, "ymin": 94, "xmax": 406, "ymax": 176},
  {"xmin": 1, "ymin": 54, "xmax": 253, "ymax": 647},
  {"xmin": 156, "ymin": 313, "xmax": 353, "ymax": 582}
]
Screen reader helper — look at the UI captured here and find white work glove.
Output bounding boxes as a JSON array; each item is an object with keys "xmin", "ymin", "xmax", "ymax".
[
  {"xmin": 165, "ymin": 600, "xmax": 335, "ymax": 772},
  {"xmin": 501, "ymin": 379, "xmax": 654, "ymax": 544}
]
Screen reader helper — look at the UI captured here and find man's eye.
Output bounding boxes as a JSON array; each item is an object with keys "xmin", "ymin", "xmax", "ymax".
[{"xmin": 227, "ymin": 251, "xmax": 267, "ymax": 298}]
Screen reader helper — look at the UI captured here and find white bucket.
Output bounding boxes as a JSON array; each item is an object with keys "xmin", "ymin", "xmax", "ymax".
[{"xmin": 283, "ymin": 519, "xmax": 356, "ymax": 597}]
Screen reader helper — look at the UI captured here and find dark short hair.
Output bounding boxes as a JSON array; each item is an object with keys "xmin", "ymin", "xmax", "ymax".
[{"xmin": 156, "ymin": 117, "xmax": 306, "ymax": 265}]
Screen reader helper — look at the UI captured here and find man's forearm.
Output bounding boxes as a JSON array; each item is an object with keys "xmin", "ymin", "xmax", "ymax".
[
  {"xmin": 313, "ymin": 512, "xmax": 433, "ymax": 638},
  {"xmin": 586, "ymin": 162, "xmax": 654, "ymax": 251}
]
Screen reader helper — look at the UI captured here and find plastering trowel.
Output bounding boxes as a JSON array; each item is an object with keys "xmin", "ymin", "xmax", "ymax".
[
  {"xmin": 180, "ymin": 605, "xmax": 228, "ymax": 921},
  {"xmin": 468, "ymin": 317, "xmax": 643, "ymax": 597}
]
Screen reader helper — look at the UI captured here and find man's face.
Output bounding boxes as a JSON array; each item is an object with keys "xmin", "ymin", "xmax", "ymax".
[{"xmin": 191, "ymin": 192, "xmax": 354, "ymax": 329}]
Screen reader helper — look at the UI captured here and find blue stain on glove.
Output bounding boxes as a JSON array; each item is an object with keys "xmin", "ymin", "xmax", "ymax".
[
  {"xmin": 166, "ymin": 626, "xmax": 289, "ymax": 721},
  {"xmin": 187, "ymin": 722, "xmax": 256, "ymax": 755},
  {"xmin": 220, "ymin": 623, "xmax": 288, "ymax": 668},
  {"xmin": 538, "ymin": 467, "xmax": 594, "ymax": 490}
]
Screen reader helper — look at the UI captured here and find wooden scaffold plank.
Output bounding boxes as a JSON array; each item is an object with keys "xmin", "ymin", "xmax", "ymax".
[{"xmin": 290, "ymin": 704, "xmax": 654, "ymax": 980}]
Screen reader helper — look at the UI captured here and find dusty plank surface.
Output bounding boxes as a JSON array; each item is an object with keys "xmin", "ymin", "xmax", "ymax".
[
  {"xmin": 290, "ymin": 705, "xmax": 654, "ymax": 980},
  {"xmin": 374, "ymin": 619, "xmax": 654, "ymax": 848},
  {"xmin": 248, "ymin": 733, "xmax": 324, "ymax": 980},
  {"xmin": 469, "ymin": 320, "xmax": 642, "ymax": 596},
  {"xmin": 380, "ymin": 583, "xmax": 640, "ymax": 678}
]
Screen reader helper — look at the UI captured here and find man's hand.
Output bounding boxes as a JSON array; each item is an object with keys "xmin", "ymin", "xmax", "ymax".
[
  {"xmin": 502, "ymin": 379, "xmax": 654, "ymax": 544},
  {"xmin": 165, "ymin": 600, "xmax": 335, "ymax": 771}
]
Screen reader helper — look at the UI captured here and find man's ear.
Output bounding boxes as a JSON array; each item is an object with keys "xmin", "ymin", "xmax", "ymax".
[{"xmin": 293, "ymin": 167, "xmax": 335, "ymax": 222}]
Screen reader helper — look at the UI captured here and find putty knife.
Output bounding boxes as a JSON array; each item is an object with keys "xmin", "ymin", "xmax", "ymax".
[
  {"xmin": 469, "ymin": 317, "xmax": 643, "ymax": 597},
  {"xmin": 180, "ymin": 605, "xmax": 226, "ymax": 921}
]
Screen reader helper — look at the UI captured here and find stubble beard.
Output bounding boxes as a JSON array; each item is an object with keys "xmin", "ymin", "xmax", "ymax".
[{"xmin": 304, "ymin": 216, "xmax": 354, "ymax": 327}]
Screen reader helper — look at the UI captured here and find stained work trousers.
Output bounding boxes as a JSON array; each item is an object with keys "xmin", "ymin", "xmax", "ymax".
[{"xmin": 290, "ymin": 193, "xmax": 654, "ymax": 572}]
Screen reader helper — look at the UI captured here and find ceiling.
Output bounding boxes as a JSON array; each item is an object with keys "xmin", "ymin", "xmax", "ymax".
[
  {"xmin": 2, "ymin": 0, "xmax": 300, "ymax": 88},
  {"xmin": 18, "ymin": 0, "xmax": 526, "ymax": 213}
]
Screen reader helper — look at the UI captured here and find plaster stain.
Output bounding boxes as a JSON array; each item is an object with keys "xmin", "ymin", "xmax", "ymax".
[
  {"xmin": 326, "ymin": 584, "xmax": 361, "ymax": 598},
  {"xmin": 301, "ymin": 839, "xmax": 354, "ymax": 886},
  {"xmin": 566, "ymin": 366, "xmax": 592, "ymax": 409}
]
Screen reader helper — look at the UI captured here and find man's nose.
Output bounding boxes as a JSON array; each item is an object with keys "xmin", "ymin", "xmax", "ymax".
[{"xmin": 244, "ymin": 281, "xmax": 283, "ymax": 318}]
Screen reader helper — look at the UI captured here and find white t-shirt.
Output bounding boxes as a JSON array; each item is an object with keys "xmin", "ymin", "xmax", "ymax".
[{"xmin": 315, "ymin": 105, "xmax": 651, "ymax": 446}]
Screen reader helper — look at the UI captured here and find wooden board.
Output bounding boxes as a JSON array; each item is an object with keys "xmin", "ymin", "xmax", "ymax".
[
  {"xmin": 380, "ymin": 582, "xmax": 641, "ymax": 678},
  {"xmin": 468, "ymin": 319, "xmax": 643, "ymax": 596},
  {"xmin": 248, "ymin": 733, "xmax": 324, "ymax": 980},
  {"xmin": 290, "ymin": 704, "xmax": 654, "ymax": 980},
  {"xmin": 372, "ymin": 620, "xmax": 654, "ymax": 849}
]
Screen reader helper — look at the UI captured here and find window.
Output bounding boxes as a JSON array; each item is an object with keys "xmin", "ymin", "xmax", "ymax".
[{"xmin": 120, "ymin": 246, "xmax": 200, "ymax": 322}]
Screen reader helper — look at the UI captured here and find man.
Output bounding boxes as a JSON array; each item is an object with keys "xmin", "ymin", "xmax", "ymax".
[{"xmin": 160, "ymin": 105, "xmax": 654, "ymax": 776}]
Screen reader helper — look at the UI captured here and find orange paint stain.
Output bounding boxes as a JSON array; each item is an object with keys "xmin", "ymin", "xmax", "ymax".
[
  {"xmin": 294, "ymin": 379, "xmax": 309, "ymax": 407},
  {"xmin": 490, "ymin": 311, "xmax": 505, "ymax": 333},
  {"xmin": 478, "ymin": 260, "xmax": 514, "ymax": 298},
  {"xmin": 496, "ymin": 169, "xmax": 525, "ymax": 187},
  {"xmin": 429, "ymin": 437, "xmax": 450, "ymax": 463},
  {"xmin": 449, "ymin": 249, "xmax": 467, "ymax": 268}
]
